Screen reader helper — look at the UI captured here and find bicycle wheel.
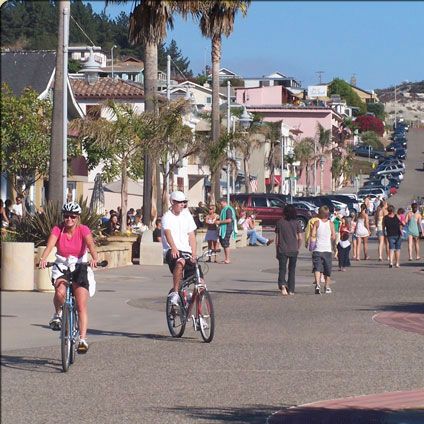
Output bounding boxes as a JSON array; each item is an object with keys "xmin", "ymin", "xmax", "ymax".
[
  {"xmin": 61, "ymin": 305, "xmax": 72, "ymax": 372},
  {"xmin": 69, "ymin": 309, "xmax": 78, "ymax": 365},
  {"xmin": 198, "ymin": 290, "xmax": 215, "ymax": 343},
  {"xmin": 166, "ymin": 290, "xmax": 186, "ymax": 338}
]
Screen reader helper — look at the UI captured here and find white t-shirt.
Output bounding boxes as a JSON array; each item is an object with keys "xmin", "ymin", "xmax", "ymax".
[
  {"xmin": 161, "ymin": 209, "xmax": 197, "ymax": 253},
  {"xmin": 11, "ymin": 203, "xmax": 23, "ymax": 217}
]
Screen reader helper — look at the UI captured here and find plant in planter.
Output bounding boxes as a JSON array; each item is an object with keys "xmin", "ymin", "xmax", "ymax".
[{"xmin": 14, "ymin": 196, "xmax": 102, "ymax": 247}]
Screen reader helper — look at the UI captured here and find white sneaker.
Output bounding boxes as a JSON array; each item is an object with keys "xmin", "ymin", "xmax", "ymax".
[
  {"xmin": 49, "ymin": 312, "xmax": 62, "ymax": 330},
  {"xmin": 168, "ymin": 291, "xmax": 180, "ymax": 306},
  {"xmin": 325, "ymin": 287, "xmax": 332, "ymax": 294}
]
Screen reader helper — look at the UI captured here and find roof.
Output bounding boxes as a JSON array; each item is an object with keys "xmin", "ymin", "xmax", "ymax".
[
  {"xmin": 70, "ymin": 77, "xmax": 145, "ymax": 100},
  {"xmin": 104, "ymin": 178, "xmax": 143, "ymax": 195},
  {"xmin": 1, "ymin": 50, "xmax": 56, "ymax": 95},
  {"xmin": 171, "ymin": 81, "xmax": 227, "ymax": 99}
]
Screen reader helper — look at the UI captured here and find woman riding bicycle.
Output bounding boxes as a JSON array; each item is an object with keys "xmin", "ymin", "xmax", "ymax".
[{"xmin": 38, "ymin": 202, "xmax": 99, "ymax": 353}]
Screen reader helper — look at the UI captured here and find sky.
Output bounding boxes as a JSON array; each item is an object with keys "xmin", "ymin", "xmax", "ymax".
[{"xmin": 87, "ymin": 1, "xmax": 424, "ymax": 91}]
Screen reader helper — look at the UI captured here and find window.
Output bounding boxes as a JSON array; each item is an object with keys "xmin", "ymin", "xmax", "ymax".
[
  {"xmin": 252, "ymin": 197, "xmax": 267, "ymax": 207},
  {"xmin": 206, "ymin": 96, "xmax": 212, "ymax": 104},
  {"xmin": 268, "ymin": 198, "xmax": 284, "ymax": 207}
]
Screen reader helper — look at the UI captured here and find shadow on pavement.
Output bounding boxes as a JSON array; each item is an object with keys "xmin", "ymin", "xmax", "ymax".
[
  {"xmin": 1, "ymin": 354, "xmax": 60, "ymax": 374},
  {"xmin": 358, "ymin": 302, "xmax": 424, "ymax": 314},
  {"xmin": 159, "ymin": 404, "xmax": 278, "ymax": 424},
  {"xmin": 211, "ymin": 289, "xmax": 278, "ymax": 297}
]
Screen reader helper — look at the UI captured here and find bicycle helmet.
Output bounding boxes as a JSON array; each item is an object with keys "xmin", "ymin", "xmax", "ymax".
[{"xmin": 62, "ymin": 201, "xmax": 82, "ymax": 215}]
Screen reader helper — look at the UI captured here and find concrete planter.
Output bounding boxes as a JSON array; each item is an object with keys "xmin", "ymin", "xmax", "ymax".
[
  {"xmin": 34, "ymin": 246, "xmax": 56, "ymax": 292},
  {"xmin": 1, "ymin": 242, "xmax": 35, "ymax": 291}
]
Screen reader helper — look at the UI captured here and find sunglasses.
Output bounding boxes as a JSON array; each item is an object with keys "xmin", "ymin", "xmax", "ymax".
[
  {"xmin": 64, "ymin": 214, "xmax": 78, "ymax": 219},
  {"xmin": 174, "ymin": 200, "xmax": 188, "ymax": 204}
]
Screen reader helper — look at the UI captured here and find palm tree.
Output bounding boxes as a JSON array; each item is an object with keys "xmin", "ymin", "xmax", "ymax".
[
  {"xmin": 260, "ymin": 121, "xmax": 281, "ymax": 193},
  {"xmin": 315, "ymin": 123, "xmax": 332, "ymax": 193},
  {"xmin": 108, "ymin": 1, "xmax": 199, "ymax": 225},
  {"xmin": 71, "ymin": 101, "xmax": 158, "ymax": 232},
  {"xmin": 198, "ymin": 1, "xmax": 251, "ymax": 201},
  {"xmin": 293, "ymin": 137, "xmax": 314, "ymax": 195}
]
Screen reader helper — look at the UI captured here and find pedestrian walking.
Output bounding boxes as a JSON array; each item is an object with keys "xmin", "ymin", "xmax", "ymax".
[
  {"xmin": 204, "ymin": 205, "xmax": 220, "ymax": 261},
  {"xmin": 331, "ymin": 208, "xmax": 342, "ymax": 259},
  {"xmin": 337, "ymin": 232, "xmax": 351, "ymax": 272},
  {"xmin": 375, "ymin": 200, "xmax": 389, "ymax": 261},
  {"xmin": 349, "ymin": 211, "xmax": 358, "ymax": 260},
  {"xmin": 275, "ymin": 204, "xmax": 303, "ymax": 296},
  {"xmin": 405, "ymin": 203, "xmax": 422, "ymax": 260},
  {"xmin": 383, "ymin": 205, "xmax": 403, "ymax": 268},
  {"xmin": 355, "ymin": 204, "xmax": 370, "ymax": 260},
  {"xmin": 310, "ymin": 206, "xmax": 336, "ymax": 294},
  {"xmin": 216, "ymin": 198, "xmax": 237, "ymax": 264}
]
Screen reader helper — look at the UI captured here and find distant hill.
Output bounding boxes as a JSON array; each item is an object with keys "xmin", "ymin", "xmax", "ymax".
[{"xmin": 375, "ymin": 80, "xmax": 424, "ymax": 124}]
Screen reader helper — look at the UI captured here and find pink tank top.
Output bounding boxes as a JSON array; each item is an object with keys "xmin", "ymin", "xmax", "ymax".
[{"xmin": 51, "ymin": 225, "xmax": 91, "ymax": 258}]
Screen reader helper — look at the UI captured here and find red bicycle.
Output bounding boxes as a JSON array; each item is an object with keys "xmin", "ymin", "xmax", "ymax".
[{"xmin": 166, "ymin": 250, "xmax": 215, "ymax": 343}]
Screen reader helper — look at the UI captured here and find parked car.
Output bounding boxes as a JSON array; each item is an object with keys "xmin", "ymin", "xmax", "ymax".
[
  {"xmin": 386, "ymin": 141, "xmax": 406, "ymax": 151},
  {"xmin": 378, "ymin": 158, "xmax": 405, "ymax": 169},
  {"xmin": 326, "ymin": 194, "xmax": 360, "ymax": 213},
  {"xmin": 383, "ymin": 171, "xmax": 404, "ymax": 181},
  {"xmin": 294, "ymin": 196, "xmax": 336, "ymax": 214},
  {"xmin": 330, "ymin": 200, "xmax": 349, "ymax": 216},
  {"xmin": 372, "ymin": 164, "xmax": 405, "ymax": 177},
  {"xmin": 230, "ymin": 193, "xmax": 312, "ymax": 229},
  {"xmin": 394, "ymin": 148, "xmax": 407, "ymax": 160},
  {"xmin": 291, "ymin": 200, "xmax": 319, "ymax": 214},
  {"xmin": 354, "ymin": 144, "xmax": 385, "ymax": 159},
  {"xmin": 357, "ymin": 187, "xmax": 387, "ymax": 198}
]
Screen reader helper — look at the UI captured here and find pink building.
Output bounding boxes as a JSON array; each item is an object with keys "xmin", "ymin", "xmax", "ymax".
[
  {"xmin": 236, "ymin": 85, "xmax": 300, "ymax": 107},
  {"xmin": 246, "ymin": 105, "xmax": 343, "ymax": 193}
]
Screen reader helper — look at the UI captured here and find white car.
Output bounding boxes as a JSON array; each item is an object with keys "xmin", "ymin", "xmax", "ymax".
[
  {"xmin": 374, "ymin": 165, "xmax": 405, "ymax": 176},
  {"xmin": 331, "ymin": 200, "xmax": 349, "ymax": 216}
]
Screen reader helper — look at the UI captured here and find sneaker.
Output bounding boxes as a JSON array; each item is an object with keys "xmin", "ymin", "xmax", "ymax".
[
  {"xmin": 325, "ymin": 287, "xmax": 332, "ymax": 294},
  {"xmin": 168, "ymin": 291, "xmax": 180, "ymax": 306},
  {"xmin": 389, "ymin": 263, "xmax": 393, "ymax": 268},
  {"xmin": 315, "ymin": 284, "xmax": 321, "ymax": 295},
  {"xmin": 49, "ymin": 312, "xmax": 62, "ymax": 331},
  {"xmin": 196, "ymin": 318, "xmax": 209, "ymax": 331},
  {"xmin": 77, "ymin": 338, "xmax": 89, "ymax": 354},
  {"xmin": 266, "ymin": 239, "xmax": 274, "ymax": 246}
]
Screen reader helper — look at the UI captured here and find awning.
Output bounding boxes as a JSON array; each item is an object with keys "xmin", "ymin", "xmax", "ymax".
[{"xmin": 265, "ymin": 175, "xmax": 282, "ymax": 186}]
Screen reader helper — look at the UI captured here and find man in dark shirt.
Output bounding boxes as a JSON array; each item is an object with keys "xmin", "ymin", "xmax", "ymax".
[
  {"xmin": 275, "ymin": 204, "xmax": 303, "ymax": 295},
  {"xmin": 153, "ymin": 219, "xmax": 162, "ymax": 242}
]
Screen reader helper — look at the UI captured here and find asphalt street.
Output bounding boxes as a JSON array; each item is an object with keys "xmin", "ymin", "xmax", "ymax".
[{"xmin": 2, "ymin": 129, "xmax": 424, "ymax": 424}]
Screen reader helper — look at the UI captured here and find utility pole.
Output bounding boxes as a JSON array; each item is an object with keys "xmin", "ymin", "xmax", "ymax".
[
  {"xmin": 394, "ymin": 84, "xmax": 397, "ymax": 129},
  {"xmin": 316, "ymin": 71, "xmax": 324, "ymax": 84},
  {"xmin": 49, "ymin": 0, "xmax": 70, "ymax": 205},
  {"xmin": 226, "ymin": 80, "xmax": 231, "ymax": 203}
]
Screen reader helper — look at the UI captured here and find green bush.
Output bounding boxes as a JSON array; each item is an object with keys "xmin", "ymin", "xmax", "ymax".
[
  {"xmin": 360, "ymin": 131, "xmax": 384, "ymax": 150},
  {"xmin": 15, "ymin": 196, "xmax": 102, "ymax": 247}
]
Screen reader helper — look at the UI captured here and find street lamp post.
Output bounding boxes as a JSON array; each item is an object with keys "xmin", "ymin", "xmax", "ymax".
[
  {"xmin": 280, "ymin": 123, "xmax": 290, "ymax": 195},
  {"xmin": 111, "ymin": 45, "xmax": 117, "ymax": 79},
  {"xmin": 239, "ymin": 106, "xmax": 253, "ymax": 193},
  {"xmin": 287, "ymin": 152, "xmax": 294, "ymax": 204},
  {"xmin": 319, "ymin": 156, "xmax": 326, "ymax": 194}
]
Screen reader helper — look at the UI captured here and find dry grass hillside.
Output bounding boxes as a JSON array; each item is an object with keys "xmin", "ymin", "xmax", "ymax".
[{"xmin": 375, "ymin": 81, "xmax": 424, "ymax": 126}]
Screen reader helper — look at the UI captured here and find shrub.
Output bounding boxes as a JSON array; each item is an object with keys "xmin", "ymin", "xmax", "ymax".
[
  {"xmin": 360, "ymin": 131, "xmax": 384, "ymax": 150},
  {"xmin": 15, "ymin": 196, "xmax": 102, "ymax": 247},
  {"xmin": 354, "ymin": 115, "xmax": 385, "ymax": 136}
]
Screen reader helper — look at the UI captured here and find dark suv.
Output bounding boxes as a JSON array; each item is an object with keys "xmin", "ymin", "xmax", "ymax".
[{"xmin": 230, "ymin": 193, "xmax": 312, "ymax": 230}]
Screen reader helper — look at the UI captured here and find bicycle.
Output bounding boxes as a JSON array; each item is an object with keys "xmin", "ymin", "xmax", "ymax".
[
  {"xmin": 166, "ymin": 250, "xmax": 215, "ymax": 343},
  {"xmin": 40, "ymin": 260, "xmax": 107, "ymax": 372}
]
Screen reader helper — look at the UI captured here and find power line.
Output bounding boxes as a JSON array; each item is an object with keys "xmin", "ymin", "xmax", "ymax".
[{"xmin": 70, "ymin": 14, "xmax": 96, "ymax": 46}]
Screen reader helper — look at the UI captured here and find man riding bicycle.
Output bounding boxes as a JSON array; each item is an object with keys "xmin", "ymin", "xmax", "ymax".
[{"xmin": 162, "ymin": 191, "xmax": 197, "ymax": 305}]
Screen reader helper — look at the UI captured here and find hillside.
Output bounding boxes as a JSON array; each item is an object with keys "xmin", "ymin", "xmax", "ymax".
[{"xmin": 375, "ymin": 80, "xmax": 424, "ymax": 124}]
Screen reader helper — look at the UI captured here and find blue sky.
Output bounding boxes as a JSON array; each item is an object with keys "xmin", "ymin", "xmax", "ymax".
[{"xmin": 88, "ymin": 1, "xmax": 424, "ymax": 91}]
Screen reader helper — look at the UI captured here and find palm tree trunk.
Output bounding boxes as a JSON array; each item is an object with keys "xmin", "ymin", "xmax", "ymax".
[
  {"xmin": 244, "ymin": 158, "xmax": 250, "ymax": 193},
  {"xmin": 211, "ymin": 34, "xmax": 221, "ymax": 202},
  {"xmin": 143, "ymin": 41, "xmax": 158, "ymax": 228},
  {"xmin": 120, "ymin": 160, "xmax": 128, "ymax": 233}
]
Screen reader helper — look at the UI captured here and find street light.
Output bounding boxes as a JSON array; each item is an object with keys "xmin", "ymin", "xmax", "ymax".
[
  {"xmin": 280, "ymin": 123, "xmax": 290, "ymax": 195},
  {"xmin": 111, "ymin": 45, "xmax": 117, "ymax": 79},
  {"xmin": 287, "ymin": 151, "xmax": 294, "ymax": 203},
  {"xmin": 319, "ymin": 155, "xmax": 326, "ymax": 194}
]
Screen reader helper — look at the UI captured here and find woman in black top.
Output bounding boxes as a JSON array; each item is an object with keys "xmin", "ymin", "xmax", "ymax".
[{"xmin": 383, "ymin": 205, "xmax": 403, "ymax": 268}]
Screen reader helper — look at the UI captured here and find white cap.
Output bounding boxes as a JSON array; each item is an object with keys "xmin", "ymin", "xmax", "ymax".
[{"xmin": 170, "ymin": 191, "xmax": 187, "ymax": 202}]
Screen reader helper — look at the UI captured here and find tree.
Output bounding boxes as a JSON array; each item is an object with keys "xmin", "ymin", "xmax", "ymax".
[
  {"xmin": 293, "ymin": 137, "xmax": 314, "ymax": 195},
  {"xmin": 260, "ymin": 121, "xmax": 282, "ymax": 193},
  {"xmin": 354, "ymin": 115, "xmax": 385, "ymax": 136},
  {"xmin": 159, "ymin": 39, "xmax": 193, "ymax": 77},
  {"xmin": 328, "ymin": 78, "xmax": 366, "ymax": 115},
  {"xmin": 1, "ymin": 83, "xmax": 52, "ymax": 204},
  {"xmin": 70, "ymin": 100, "xmax": 158, "ymax": 232},
  {"xmin": 197, "ymin": 0, "xmax": 251, "ymax": 201},
  {"xmin": 366, "ymin": 102, "xmax": 385, "ymax": 120},
  {"xmin": 360, "ymin": 131, "xmax": 384, "ymax": 150}
]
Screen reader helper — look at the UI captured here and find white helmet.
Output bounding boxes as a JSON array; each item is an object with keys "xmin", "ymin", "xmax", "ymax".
[
  {"xmin": 170, "ymin": 191, "xmax": 187, "ymax": 202},
  {"xmin": 62, "ymin": 201, "xmax": 82, "ymax": 215}
]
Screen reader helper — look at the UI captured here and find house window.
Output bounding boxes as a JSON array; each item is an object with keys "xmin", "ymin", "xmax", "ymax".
[
  {"xmin": 206, "ymin": 96, "xmax": 212, "ymax": 104},
  {"xmin": 67, "ymin": 182, "xmax": 76, "ymax": 202},
  {"xmin": 177, "ymin": 177, "xmax": 184, "ymax": 192}
]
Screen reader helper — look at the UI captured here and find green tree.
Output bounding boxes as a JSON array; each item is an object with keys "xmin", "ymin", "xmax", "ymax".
[
  {"xmin": 159, "ymin": 39, "xmax": 193, "ymax": 77},
  {"xmin": 197, "ymin": 0, "xmax": 251, "ymax": 201},
  {"xmin": 1, "ymin": 83, "xmax": 52, "ymax": 202},
  {"xmin": 328, "ymin": 78, "xmax": 366, "ymax": 115},
  {"xmin": 360, "ymin": 131, "xmax": 384, "ymax": 150},
  {"xmin": 366, "ymin": 102, "xmax": 385, "ymax": 120},
  {"xmin": 70, "ymin": 100, "xmax": 158, "ymax": 232}
]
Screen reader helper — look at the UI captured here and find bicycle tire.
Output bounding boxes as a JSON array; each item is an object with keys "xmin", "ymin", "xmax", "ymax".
[
  {"xmin": 198, "ymin": 290, "xmax": 215, "ymax": 343},
  {"xmin": 166, "ymin": 289, "xmax": 186, "ymax": 338},
  {"xmin": 69, "ymin": 308, "xmax": 78, "ymax": 365},
  {"xmin": 61, "ymin": 305, "xmax": 72, "ymax": 372}
]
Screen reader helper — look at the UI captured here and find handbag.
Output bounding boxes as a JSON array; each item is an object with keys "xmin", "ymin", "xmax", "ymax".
[{"xmin": 308, "ymin": 238, "xmax": 317, "ymax": 252}]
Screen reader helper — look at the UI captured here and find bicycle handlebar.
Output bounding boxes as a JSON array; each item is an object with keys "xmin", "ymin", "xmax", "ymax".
[
  {"xmin": 180, "ymin": 249, "xmax": 219, "ymax": 262},
  {"xmin": 36, "ymin": 260, "xmax": 108, "ymax": 268}
]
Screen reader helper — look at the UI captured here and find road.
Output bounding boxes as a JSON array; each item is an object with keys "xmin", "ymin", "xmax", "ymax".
[
  {"xmin": 2, "ymin": 237, "xmax": 424, "ymax": 423},
  {"xmin": 391, "ymin": 127, "xmax": 424, "ymax": 208}
]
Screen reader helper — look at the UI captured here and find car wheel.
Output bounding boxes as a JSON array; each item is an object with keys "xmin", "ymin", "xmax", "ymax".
[{"xmin": 297, "ymin": 217, "xmax": 307, "ymax": 232}]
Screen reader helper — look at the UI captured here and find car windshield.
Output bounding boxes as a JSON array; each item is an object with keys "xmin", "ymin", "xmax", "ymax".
[{"xmin": 268, "ymin": 198, "xmax": 284, "ymax": 207}]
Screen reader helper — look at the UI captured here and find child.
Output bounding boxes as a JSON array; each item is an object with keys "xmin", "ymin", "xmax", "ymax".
[{"xmin": 337, "ymin": 231, "xmax": 351, "ymax": 271}]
